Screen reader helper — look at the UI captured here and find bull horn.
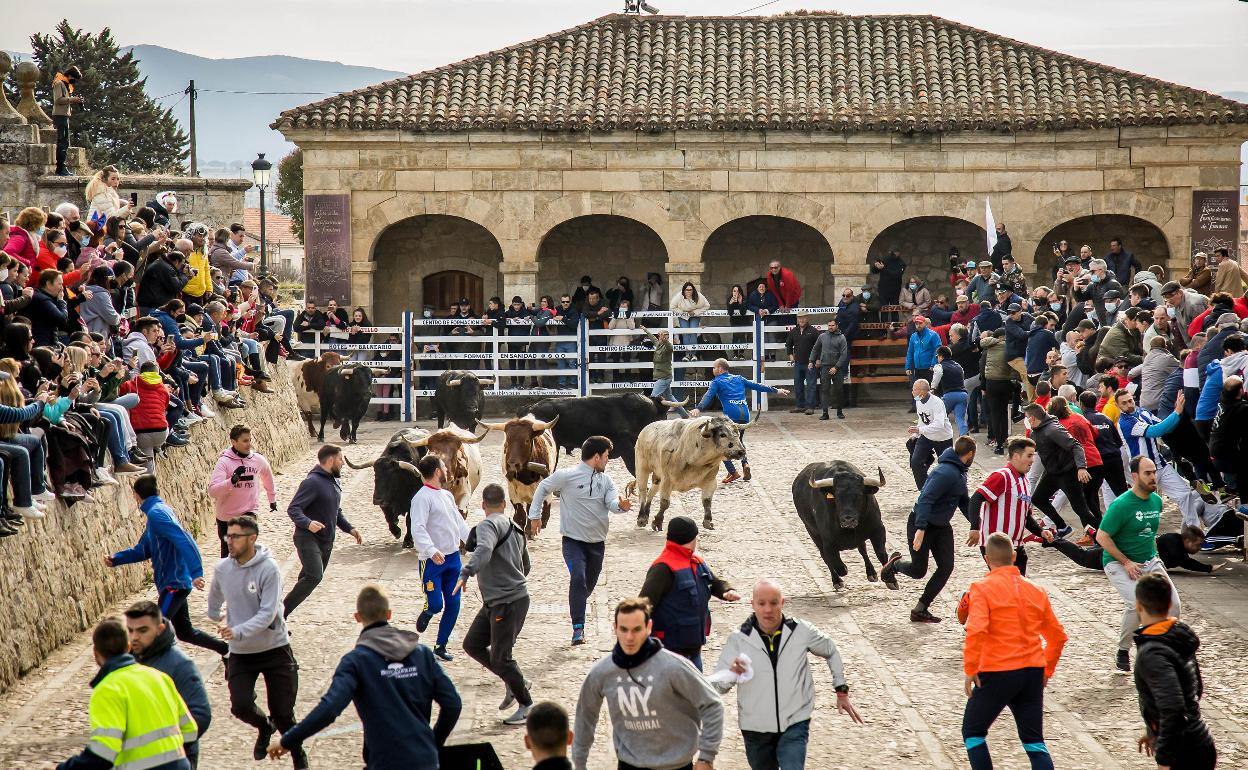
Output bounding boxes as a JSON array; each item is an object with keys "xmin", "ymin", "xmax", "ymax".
[
  {"xmin": 808, "ymin": 476, "xmax": 837, "ymax": 489},
  {"xmin": 660, "ymin": 396, "xmax": 689, "ymax": 408},
  {"xmin": 396, "ymin": 461, "xmax": 421, "ymax": 476},
  {"xmin": 531, "ymin": 414, "xmax": 560, "ymax": 432},
  {"xmin": 476, "ymin": 419, "xmax": 508, "ymax": 432},
  {"xmin": 477, "ymin": 378, "xmax": 495, "ymax": 386},
  {"xmin": 447, "ymin": 378, "xmax": 463, "ymax": 387},
  {"xmin": 410, "ymin": 434, "xmax": 432, "ymax": 448},
  {"xmin": 343, "ymin": 455, "xmax": 377, "ymax": 470},
  {"xmin": 863, "ymin": 467, "xmax": 885, "ymax": 489},
  {"xmin": 463, "ymin": 426, "xmax": 489, "ymax": 444},
  {"xmin": 526, "ymin": 462, "xmax": 549, "ymax": 473}
]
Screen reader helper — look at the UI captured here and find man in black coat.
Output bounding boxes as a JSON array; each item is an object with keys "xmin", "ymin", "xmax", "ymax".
[
  {"xmin": 870, "ymin": 251, "xmax": 906, "ymax": 306},
  {"xmin": 136, "ymin": 248, "xmax": 191, "ymax": 314},
  {"xmin": 1132, "ymin": 573, "xmax": 1216, "ymax": 770},
  {"xmin": 988, "ymin": 222, "xmax": 1012, "ymax": 272}
]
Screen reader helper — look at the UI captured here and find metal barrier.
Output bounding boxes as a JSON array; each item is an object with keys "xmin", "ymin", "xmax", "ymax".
[{"xmin": 292, "ymin": 307, "xmax": 879, "ymax": 420}]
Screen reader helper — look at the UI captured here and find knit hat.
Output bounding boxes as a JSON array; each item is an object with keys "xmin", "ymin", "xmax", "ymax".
[{"xmin": 666, "ymin": 516, "xmax": 699, "ymax": 545}]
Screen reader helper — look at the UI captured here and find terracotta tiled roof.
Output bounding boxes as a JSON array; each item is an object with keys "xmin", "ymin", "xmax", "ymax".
[
  {"xmin": 274, "ymin": 13, "xmax": 1248, "ymax": 134},
  {"xmin": 243, "ymin": 208, "xmax": 299, "ymax": 245}
]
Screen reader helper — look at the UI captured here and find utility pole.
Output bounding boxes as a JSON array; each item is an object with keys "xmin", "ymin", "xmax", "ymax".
[{"xmin": 185, "ymin": 79, "xmax": 197, "ymax": 176}]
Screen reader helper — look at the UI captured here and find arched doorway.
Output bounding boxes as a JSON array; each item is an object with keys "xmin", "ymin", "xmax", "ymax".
[
  {"xmin": 701, "ymin": 216, "xmax": 835, "ymax": 306},
  {"xmin": 866, "ymin": 217, "xmax": 987, "ymax": 296},
  {"xmin": 536, "ymin": 215, "xmax": 668, "ymax": 303},
  {"xmin": 371, "ymin": 215, "xmax": 503, "ymax": 324},
  {"xmin": 1033, "ymin": 215, "xmax": 1170, "ymax": 283}
]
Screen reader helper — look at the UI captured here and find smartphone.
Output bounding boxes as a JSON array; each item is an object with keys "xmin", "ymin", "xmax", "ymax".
[{"xmin": 129, "ymin": 192, "xmax": 139, "ymax": 205}]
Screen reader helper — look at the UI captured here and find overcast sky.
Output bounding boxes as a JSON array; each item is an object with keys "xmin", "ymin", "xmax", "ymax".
[{"xmin": 4, "ymin": 1, "xmax": 1247, "ymax": 96}]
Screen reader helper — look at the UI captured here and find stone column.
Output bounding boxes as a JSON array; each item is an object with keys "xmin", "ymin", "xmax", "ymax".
[
  {"xmin": 350, "ymin": 262, "xmax": 376, "ymax": 318},
  {"xmin": 664, "ymin": 261, "xmax": 705, "ymax": 296},
  {"xmin": 501, "ymin": 261, "xmax": 540, "ymax": 303},
  {"xmin": 0, "ymin": 53, "xmax": 26, "ymax": 125},
  {"xmin": 14, "ymin": 62, "xmax": 52, "ymax": 128},
  {"xmin": 830, "ymin": 263, "xmax": 870, "ymax": 299}
]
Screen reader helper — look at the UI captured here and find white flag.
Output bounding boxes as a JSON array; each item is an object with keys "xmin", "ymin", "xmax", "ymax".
[{"xmin": 985, "ymin": 197, "xmax": 998, "ymax": 256}]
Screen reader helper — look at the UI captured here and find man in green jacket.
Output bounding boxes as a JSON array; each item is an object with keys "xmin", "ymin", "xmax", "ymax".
[{"xmin": 641, "ymin": 325, "xmax": 690, "ymax": 417}]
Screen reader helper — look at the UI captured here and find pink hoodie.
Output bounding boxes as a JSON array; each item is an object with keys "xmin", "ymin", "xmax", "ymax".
[{"xmin": 208, "ymin": 447, "xmax": 276, "ymax": 521}]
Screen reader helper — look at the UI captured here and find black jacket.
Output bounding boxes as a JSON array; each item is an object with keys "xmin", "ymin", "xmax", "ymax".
[
  {"xmin": 1029, "ymin": 414, "xmax": 1086, "ymax": 474},
  {"xmin": 1133, "ymin": 620, "xmax": 1213, "ymax": 765},
  {"xmin": 784, "ymin": 323, "xmax": 819, "ymax": 363},
  {"xmin": 912, "ymin": 448, "xmax": 970, "ymax": 530},
  {"xmin": 136, "ymin": 256, "xmax": 189, "ymax": 310},
  {"xmin": 988, "ymin": 231, "xmax": 1012, "ymax": 272},
  {"xmin": 870, "ymin": 254, "xmax": 906, "ymax": 304},
  {"xmin": 26, "ymin": 288, "xmax": 70, "ymax": 346}
]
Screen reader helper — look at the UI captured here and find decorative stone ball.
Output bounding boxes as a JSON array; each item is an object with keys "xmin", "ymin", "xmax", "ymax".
[
  {"xmin": 0, "ymin": 51, "xmax": 11, "ymax": 73},
  {"xmin": 14, "ymin": 61, "xmax": 40, "ymax": 86}
]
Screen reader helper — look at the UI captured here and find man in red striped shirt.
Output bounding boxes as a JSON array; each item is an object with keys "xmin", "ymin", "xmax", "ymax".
[{"xmin": 967, "ymin": 436, "xmax": 1046, "ymax": 575}]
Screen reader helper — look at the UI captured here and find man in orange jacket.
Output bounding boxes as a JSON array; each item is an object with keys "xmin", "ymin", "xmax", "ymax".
[{"xmin": 961, "ymin": 532, "xmax": 1068, "ymax": 770}]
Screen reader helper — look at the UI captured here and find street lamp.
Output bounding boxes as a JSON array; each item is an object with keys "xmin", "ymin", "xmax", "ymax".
[{"xmin": 251, "ymin": 152, "xmax": 272, "ymax": 276}]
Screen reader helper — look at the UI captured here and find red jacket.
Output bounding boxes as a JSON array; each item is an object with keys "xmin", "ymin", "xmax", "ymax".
[
  {"xmin": 30, "ymin": 242, "xmax": 83, "ymax": 287},
  {"xmin": 766, "ymin": 268, "xmax": 802, "ymax": 309},
  {"xmin": 1057, "ymin": 412, "xmax": 1102, "ymax": 467},
  {"xmin": 118, "ymin": 376, "xmax": 170, "ymax": 430},
  {"xmin": 1186, "ymin": 297, "xmax": 1248, "ymax": 340},
  {"xmin": 2, "ymin": 227, "xmax": 37, "ymax": 269}
]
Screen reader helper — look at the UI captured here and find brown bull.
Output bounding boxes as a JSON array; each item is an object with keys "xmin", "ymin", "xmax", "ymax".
[
  {"xmin": 478, "ymin": 414, "xmax": 559, "ymax": 535},
  {"xmin": 404, "ymin": 425, "xmax": 487, "ymax": 516},
  {"xmin": 292, "ymin": 351, "xmax": 344, "ymax": 437}
]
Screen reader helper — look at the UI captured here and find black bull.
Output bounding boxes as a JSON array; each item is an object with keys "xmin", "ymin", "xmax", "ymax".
[
  {"xmin": 318, "ymin": 364, "xmax": 373, "ymax": 443},
  {"xmin": 521, "ymin": 393, "xmax": 686, "ymax": 475},
  {"xmin": 344, "ymin": 429, "xmax": 427, "ymax": 548},
  {"xmin": 433, "ymin": 370, "xmax": 490, "ymax": 429},
  {"xmin": 791, "ymin": 461, "xmax": 889, "ymax": 590}
]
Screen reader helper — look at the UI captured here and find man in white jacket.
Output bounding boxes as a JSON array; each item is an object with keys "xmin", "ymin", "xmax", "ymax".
[{"xmin": 712, "ymin": 579, "xmax": 862, "ymax": 770}]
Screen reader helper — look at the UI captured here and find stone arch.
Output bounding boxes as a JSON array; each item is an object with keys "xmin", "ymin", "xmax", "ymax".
[
  {"xmin": 361, "ymin": 192, "xmax": 511, "ymax": 262},
  {"xmin": 1032, "ymin": 215, "xmax": 1171, "ymax": 283},
  {"xmin": 866, "ymin": 216, "xmax": 988, "ymax": 296},
  {"xmin": 701, "ymin": 215, "xmax": 836, "ymax": 306},
  {"xmin": 534, "ymin": 215, "xmax": 669, "ymax": 303},
  {"xmin": 523, "ymin": 193, "xmax": 680, "ymax": 257},
  {"xmin": 858, "ymin": 195, "xmax": 984, "ymax": 255},
  {"xmin": 696, "ymin": 192, "xmax": 834, "ymax": 248},
  {"xmin": 371, "ymin": 214, "xmax": 504, "ymax": 324}
]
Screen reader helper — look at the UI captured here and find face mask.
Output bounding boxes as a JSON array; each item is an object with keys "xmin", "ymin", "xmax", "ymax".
[
  {"xmin": 908, "ymin": 283, "xmax": 917, "ymax": 290},
  {"xmin": 34, "ymin": 227, "xmax": 45, "ymax": 240},
  {"xmin": 1166, "ymin": 306, "xmax": 1177, "ymax": 318},
  {"xmin": 422, "ymin": 310, "xmax": 432, "ymax": 318},
  {"xmin": 0, "ymin": 270, "xmax": 8, "ymax": 282},
  {"xmin": 1104, "ymin": 302, "xmax": 1118, "ymax": 313},
  {"xmin": 1049, "ymin": 302, "xmax": 1062, "ymax": 312},
  {"xmin": 862, "ymin": 292, "xmax": 871, "ymax": 300},
  {"xmin": 79, "ymin": 235, "xmax": 90, "ymax": 246},
  {"xmin": 1090, "ymin": 274, "xmax": 1101, "ymax": 283},
  {"xmin": 53, "ymin": 244, "xmax": 67, "ymax": 257}
]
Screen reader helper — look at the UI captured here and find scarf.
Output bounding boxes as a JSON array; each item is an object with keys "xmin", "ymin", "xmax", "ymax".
[
  {"xmin": 139, "ymin": 371, "xmax": 163, "ymax": 385},
  {"xmin": 611, "ymin": 636, "xmax": 663, "ymax": 671}
]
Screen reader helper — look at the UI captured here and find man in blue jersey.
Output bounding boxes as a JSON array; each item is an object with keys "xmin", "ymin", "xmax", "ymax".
[
  {"xmin": 1114, "ymin": 389, "xmax": 1234, "ymax": 546},
  {"xmin": 690, "ymin": 358, "xmax": 789, "ymax": 483}
]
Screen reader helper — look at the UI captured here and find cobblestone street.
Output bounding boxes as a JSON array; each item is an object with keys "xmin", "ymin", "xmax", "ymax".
[{"xmin": 3, "ymin": 409, "xmax": 1248, "ymax": 770}]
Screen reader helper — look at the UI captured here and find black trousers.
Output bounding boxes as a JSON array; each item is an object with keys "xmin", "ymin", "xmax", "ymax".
[
  {"xmin": 896, "ymin": 515, "xmax": 955, "ymax": 609},
  {"xmin": 216, "ymin": 519, "xmax": 230, "ymax": 559},
  {"xmin": 1102, "ymin": 459, "xmax": 1130, "ymax": 497},
  {"xmin": 462, "ymin": 595, "xmax": 531, "ymax": 707},
  {"xmin": 620, "ymin": 763, "xmax": 692, "ymax": 770},
  {"xmin": 1081, "ymin": 465, "xmax": 1106, "ymax": 523},
  {"xmin": 909, "ymin": 435, "xmax": 953, "ymax": 490},
  {"xmin": 980, "ymin": 544, "xmax": 1029, "ymax": 576},
  {"xmin": 820, "ymin": 367, "xmax": 845, "ymax": 413},
  {"xmin": 1048, "ymin": 539, "xmax": 1104, "ymax": 571},
  {"xmin": 985, "ymin": 380, "xmax": 1014, "ymax": 445},
  {"xmin": 159, "ymin": 588, "xmax": 229, "ymax": 656},
  {"xmin": 1032, "ymin": 468, "xmax": 1095, "ymax": 530},
  {"xmin": 283, "ymin": 530, "xmax": 333, "ymax": 618},
  {"xmin": 53, "ymin": 115, "xmax": 70, "ymax": 170},
  {"xmin": 962, "ymin": 667, "xmax": 1052, "ymax": 770},
  {"xmin": 226, "ymin": 644, "xmax": 299, "ymax": 734}
]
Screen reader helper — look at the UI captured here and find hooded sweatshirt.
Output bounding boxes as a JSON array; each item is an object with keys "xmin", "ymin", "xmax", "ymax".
[
  {"xmin": 78, "ymin": 283, "xmax": 122, "ymax": 338},
  {"xmin": 110, "ymin": 496, "xmax": 203, "ymax": 592},
  {"xmin": 135, "ymin": 623, "xmax": 211, "ymax": 759},
  {"xmin": 912, "ymin": 448, "xmax": 971, "ymax": 530},
  {"xmin": 1133, "ymin": 619, "xmax": 1214, "ymax": 766},
  {"xmin": 279, "ymin": 622, "xmax": 462, "ymax": 769},
  {"xmin": 208, "ymin": 447, "xmax": 277, "ymax": 522},
  {"xmin": 460, "ymin": 513, "xmax": 530, "ymax": 606},
  {"xmin": 206, "ymin": 544, "xmax": 289, "ymax": 654},
  {"xmin": 573, "ymin": 638, "xmax": 723, "ymax": 770},
  {"xmin": 121, "ymin": 331, "xmax": 157, "ymax": 369}
]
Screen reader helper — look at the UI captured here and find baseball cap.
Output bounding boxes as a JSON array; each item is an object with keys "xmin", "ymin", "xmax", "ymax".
[
  {"xmin": 1160, "ymin": 281, "xmax": 1181, "ymax": 296},
  {"xmin": 955, "ymin": 294, "xmax": 969, "ymax": 303},
  {"xmin": 914, "ymin": 315, "xmax": 928, "ymax": 324},
  {"xmin": 1064, "ymin": 254, "xmax": 1081, "ymax": 264},
  {"xmin": 1007, "ymin": 303, "xmax": 1022, "ymax": 313},
  {"xmin": 965, "ymin": 261, "xmax": 977, "ymax": 269}
]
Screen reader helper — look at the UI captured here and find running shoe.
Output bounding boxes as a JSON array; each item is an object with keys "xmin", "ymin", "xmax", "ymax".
[
  {"xmin": 720, "ymin": 471, "xmax": 741, "ymax": 484},
  {"xmin": 1055, "ymin": 526, "xmax": 1073, "ymax": 541},
  {"xmin": 880, "ymin": 551, "xmax": 903, "ymax": 590},
  {"xmin": 910, "ymin": 608, "xmax": 942, "ymax": 623},
  {"xmin": 1115, "ymin": 650, "xmax": 1131, "ymax": 673},
  {"xmin": 32, "ymin": 490, "xmax": 56, "ymax": 503},
  {"xmin": 1074, "ymin": 533, "xmax": 1095, "ymax": 547},
  {"xmin": 416, "ymin": 610, "xmax": 432, "ymax": 633},
  {"xmin": 499, "ymin": 680, "xmax": 531, "ymax": 710},
  {"xmin": 433, "ymin": 645, "xmax": 453, "ymax": 662},
  {"xmin": 502, "ymin": 704, "xmax": 531, "ymax": 726},
  {"xmin": 571, "ymin": 625, "xmax": 586, "ymax": 645}
]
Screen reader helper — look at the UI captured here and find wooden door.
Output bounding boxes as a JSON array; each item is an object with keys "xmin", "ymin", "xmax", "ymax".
[{"xmin": 423, "ymin": 271, "xmax": 484, "ymax": 314}]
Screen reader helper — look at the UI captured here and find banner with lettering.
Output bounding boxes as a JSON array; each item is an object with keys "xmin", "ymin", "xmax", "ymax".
[
  {"xmin": 1190, "ymin": 190, "xmax": 1237, "ymax": 263},
  {"xmin": 304, "ymin": 194, "xmax": 352, "ymax": 305}
]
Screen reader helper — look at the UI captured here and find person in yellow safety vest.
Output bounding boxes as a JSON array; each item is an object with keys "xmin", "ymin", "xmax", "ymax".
[{"xmin": 58, "ymin": 617, "xmax": 198, "ymax": 770}]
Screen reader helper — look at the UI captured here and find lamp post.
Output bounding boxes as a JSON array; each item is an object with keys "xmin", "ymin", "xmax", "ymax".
[{"xmin": 251, "ymin": 152, "xmax": 272, "ymax": 276}]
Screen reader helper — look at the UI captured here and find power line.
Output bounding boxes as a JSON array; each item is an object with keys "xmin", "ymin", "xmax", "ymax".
[
  {"xmin": 197, "ymin": 89, "xmax": 336, "ymax": 96},
  {"xmin": 733, "ymin": 0, "xmax": 781, "ymax": 15}
]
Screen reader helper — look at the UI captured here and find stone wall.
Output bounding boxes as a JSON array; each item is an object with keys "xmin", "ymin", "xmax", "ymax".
[{"xmin": 0, "ymin": 366, "xmax": 308, "ymax": 694}]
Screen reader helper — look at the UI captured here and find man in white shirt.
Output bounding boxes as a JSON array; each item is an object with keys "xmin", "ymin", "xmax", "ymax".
[
  {"xmin": 909, "ymin": 378, "xmax": 955, "ymax": 490},
  {"xmin": 411, "ymin": 454, "xmax": 471, "ymax": 662}
]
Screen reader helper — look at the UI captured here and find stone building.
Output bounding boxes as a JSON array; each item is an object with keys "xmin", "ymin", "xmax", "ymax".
[{"xmin": 274, "ymin": 12, "xmax": 1248, "ymax": 323}]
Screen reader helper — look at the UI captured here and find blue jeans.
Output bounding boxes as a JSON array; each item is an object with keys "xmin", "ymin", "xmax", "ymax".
[
  {"xmin": 792, "ymin": 363, "xmax": 818, "ymax": 408},
  {"xmin": 561, "ymin": 537, "xmax": 605, "ymax": 627},
  {"xmin": 943, "ymin": 390, "xmax": 968, "ymax": 434},
  {"xmin": 650, "ymin": 378, "xmax": 690, "ymax": 417},
  {"xmin": 742, "ymin": 719, "xmax": 810, "ymax": 770},
  {"xmin": 555, "ymin": 341, "xmax": 578, "ymax": 388},
  {"xmin": 677, "ymin": 317, "xmax": 699, "ymax": 347},
  {"xmin": 0, "ymin": 434, "xmax": 43, "ymax": 507},
  {"xmin": 95, "ymin": 408, "xmax": 130, "ymax": 463}
]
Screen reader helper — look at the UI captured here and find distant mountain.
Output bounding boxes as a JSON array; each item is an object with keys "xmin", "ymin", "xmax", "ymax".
[{"xmin": 6, "ymin": 46, "xmax": 403, "ymax": 173}]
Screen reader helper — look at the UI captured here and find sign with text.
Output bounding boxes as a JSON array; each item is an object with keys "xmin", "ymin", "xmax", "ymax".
[
  {"xmin": 1190, "ymin": 191, "xmax": 1238, "ymax": 263},
  {"xmin": 304, "ymin": 194, "xmax": 351, "ymax": 305}
]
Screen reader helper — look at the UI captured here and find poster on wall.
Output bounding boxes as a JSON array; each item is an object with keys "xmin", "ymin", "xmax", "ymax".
[
  {"xmin": 304, "ymin": 194, "xmax": 351, "ymax": 306},
  {"xmin": 1190, "ymin": 190, "xmax": 1237, "ymax": 264}
]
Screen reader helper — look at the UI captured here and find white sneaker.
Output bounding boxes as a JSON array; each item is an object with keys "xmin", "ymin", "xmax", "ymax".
[
  {"xmin": 181, "ymin": 412, "xmax": 203, "ymax": 425},
  {"xmin": 94, "ymin": 469, "xmax": 120, "ymax": 487},
  {"xmin": 198, "ymin": 404, "xmax": 217, "ymax": 418},
  {"xmin": 213, "ymin": 389, "xmax": 239, "ymax": 404},
  {"xmin": 15, "ymin": 505, "xmax": 45, "ymax": 519},
  {"xmin": 33, "ymin": 490, "xmax": 55, "ymax": 503}
]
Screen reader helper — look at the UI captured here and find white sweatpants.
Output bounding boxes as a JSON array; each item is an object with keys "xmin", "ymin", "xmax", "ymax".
[
  {"xmin": 1104, "ymin": 557, "xmax": 1179, "ymax": 651},
  {"xmin": 1157, "ymin": 463, "xmax": 1225, "ymax": 531}
]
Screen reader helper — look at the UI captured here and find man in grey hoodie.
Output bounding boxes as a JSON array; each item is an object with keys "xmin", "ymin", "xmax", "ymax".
[
  {"xmin": 573, "ymin": 597, "xmax": 723, "ymax": 770},
  {"xmin": 206, "ymin": 515, "xmax": 307, "ymax": 770},
  {"xmin": 809, "ymin": 318, "xmax": 849, "ymax": 420},
  {"xmin": 456, "ymin": 483, "xmax": 533, "ymax": 726}
]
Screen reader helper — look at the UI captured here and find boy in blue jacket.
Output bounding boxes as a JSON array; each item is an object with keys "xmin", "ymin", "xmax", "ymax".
[
  {"xmin": 690, "ymin": 359, "xmax": 788, "ymax": 483},
  {"xmin": 269, "ymin": 584, "xmax": 462, "ymax": 769},
  {"xmin": 105, "ymin": 475, "xmax": 228, "ymax": 656}
]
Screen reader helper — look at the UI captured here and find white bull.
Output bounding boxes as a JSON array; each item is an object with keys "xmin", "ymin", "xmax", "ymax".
[{"xmin": 633, "ymin": 414, "xmax": 751, "ymax": 532}]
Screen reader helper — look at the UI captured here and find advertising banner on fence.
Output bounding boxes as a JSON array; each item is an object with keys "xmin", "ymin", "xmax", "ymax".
[{"xmin": 1191, "ymin": 190, "xmax": 1238, "ymax": 262}]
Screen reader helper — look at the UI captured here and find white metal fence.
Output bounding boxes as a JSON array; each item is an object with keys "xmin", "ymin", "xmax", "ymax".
[{"xmin": 293, "ymin": 307, "xmax": 847, "ymax": 420}]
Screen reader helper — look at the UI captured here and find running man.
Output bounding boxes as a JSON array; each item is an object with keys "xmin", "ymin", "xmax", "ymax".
[
  {"xmin": 961, "ymin": 533, "xmax": 1067, "ymax": 770},
  {"xmin": 1095, "ymin": 456, "xmax": 1181, "ymax": 673},
  {"xmin": 908, "ymin": 378, "xmax": 955, "ymax": 490},
  {"xmin": 207, "ymin": 423, "xmax": 277, "ymax": 558},
  {"xmin": 282, "ymin": 445, "xmax": 362, "ymax": 618},
  {"xmin": 411, "ymin": 454, "xmax": 471, "ymax": 662},
  {"xmin": 967, "ymin": 436, "xmax": 1046, "ymax": 575},
  {"xmin": 690, "ymin": 358, "xmax": 789, "ymax": 483}
]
